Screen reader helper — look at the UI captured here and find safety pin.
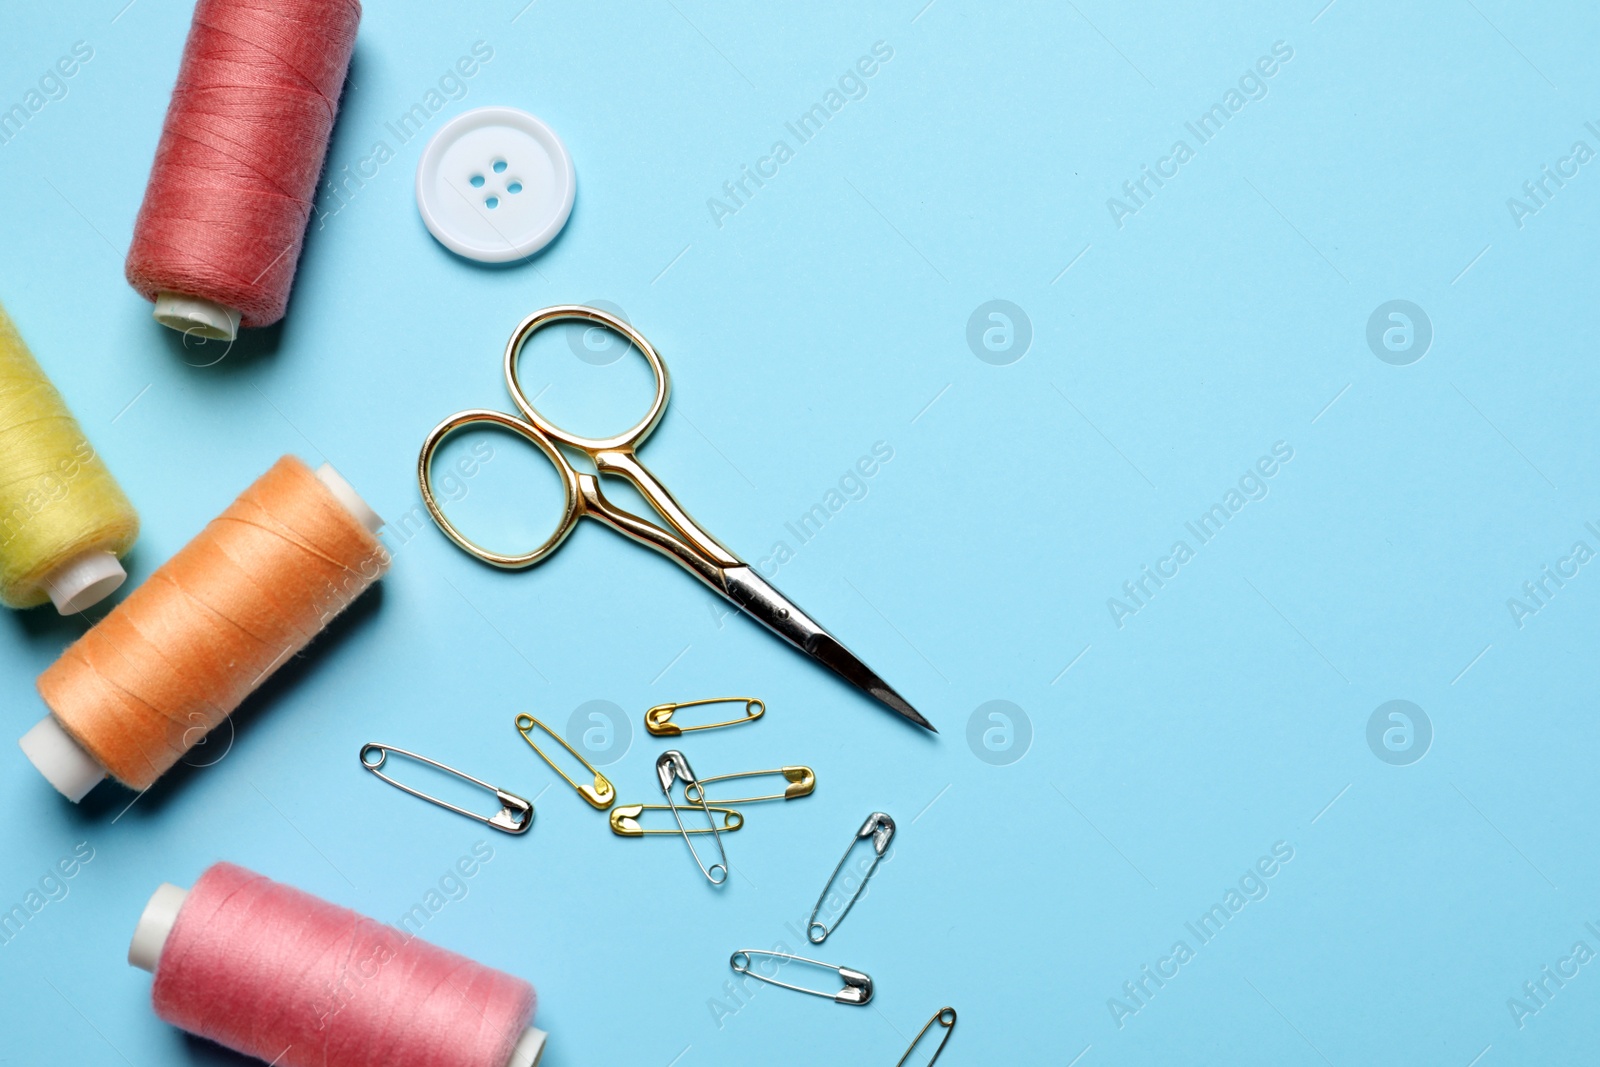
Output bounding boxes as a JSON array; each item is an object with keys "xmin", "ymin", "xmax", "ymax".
[
  {"xmin": 359, "ymin": 743, "xmax": 533, "ymax": 835},
  {"xmin": 645, "ymin": 696, "xmax": 764, "ymax": 737},
  {"xmin": 807, "ymin": 811, "xmax": 895, "ymax": 943},
  {"xmin": 609, "ymin": 803, "xmax": 744, "ymax": 837},
  {"xmin": 895, "ymin": 1007, "xmax": 957, "ymax": 1067},
  {"xmin": 514, "ymin": 714, "xmax": 615, "ymax": 809},
  {"xmin": 658, "ymin": 750, "xmax": 730, "ymax": 884},
  {"xmin": 728, "ymin": 950, "xmax": 873, "ymax": 1005},
  {"xmin": 683, "ymin": 765, "xmax": 815, "ymax": 805}
]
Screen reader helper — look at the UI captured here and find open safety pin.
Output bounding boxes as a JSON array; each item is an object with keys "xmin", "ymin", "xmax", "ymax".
[
  {"xmin": 359, "ymin": 743, "xmax": 534, "ymax": 834},
  {"xmin": 895, "ymin": 1007, "xmax": 957, "ymax": 1067},
  {"xmin": 807, "ymin": 811, "xmax": 895, "ymax": 943},
  {"xmin": 683, "ymin": 765, "xmax": 815, "ymax": 805},
  {"xmin": 658, "ymin": 750, "xmax": 730, "ymax": 884},
  {"xmin": 645, "ymin": 696, "xmax": 764, "ymax": 737},
  {"xmin": 514, "ymin": 714, "xmax": 615, "ymax": 809},
  {"xmin": 609, "ymin": 803, "xmax": 744, "ymax": 837},
  {"xmin": 729, "ymin": 950, "xmax": 873, "ymax": 1005}
]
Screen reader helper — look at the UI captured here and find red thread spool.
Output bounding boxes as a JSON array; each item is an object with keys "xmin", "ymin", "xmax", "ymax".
[
  {"xmin": 130, "ymin": 862, "xmax": 547, "ymax": 1067},
  {"xmin": 125, "ymin": 0, "xmax": 361, "ymax": 341}
]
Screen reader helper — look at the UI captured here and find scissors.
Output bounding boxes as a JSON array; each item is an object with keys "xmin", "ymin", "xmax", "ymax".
[{"xmin": 417, "ymin": 306, "xmax": 934, "ymax": 733}]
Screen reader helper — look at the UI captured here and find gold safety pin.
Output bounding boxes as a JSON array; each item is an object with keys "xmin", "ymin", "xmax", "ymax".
[
  {"xmin": 609, "ymin": 803, "xmax": 744, "ymax": 837},
  {"xmin": 683, "ymin": 765, "xmax": 816, "ymax": 805},
  {"xmin": 645, "ymin": 696, "xmax": 764, "ymax": 737},
  {"xmin": 514, "ymin": 714, "xmax": 616, "ymax": 809},
  {"xmin": 895, "ymin": 1007, "xmax": 957, "ymax": 1067}
]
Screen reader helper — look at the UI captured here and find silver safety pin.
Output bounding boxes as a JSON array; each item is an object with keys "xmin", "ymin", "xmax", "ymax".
[
  {"xmin": 729, "ymin": 949, "xmax": 873, "ymax": 1005},
  {"xmin": 657, "ymin": 749, "xmax": 729, "ymax": 884},
  {"xmin": 360, "ymin": 743, "xmax": 534, "ymax": 834},
  {"xmin": 807, "ymin": 810, "xmax": 894, "ymax": 943}
]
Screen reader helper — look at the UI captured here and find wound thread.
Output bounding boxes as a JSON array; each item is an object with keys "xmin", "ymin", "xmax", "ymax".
[
  {"xmin": 37, "ymin": 456, "xmax": 385, "ymax": 790},
  {"xmin": 151, "ymin": 862, "xmax": 536, "ymax": 1067},
  {"xmin": 125, "ymin": 0, "xmax": 361, "ymax": 330},
  {"xmin": 0, "ymin": 300, "xmax": 138, "ymax": 609}
]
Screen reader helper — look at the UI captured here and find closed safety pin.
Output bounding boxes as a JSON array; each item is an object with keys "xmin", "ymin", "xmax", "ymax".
[
  {"xmin": 683, "ymin": 765, "xmax": 815, "ymax": 805},
  {"xmin": 514, "ymin": 714, "xmax": 615, "ymax": 809},
  {"xmin": 895, "ymin": 1007, "xmax": 957, "ymax": 1067},
  {"xmin": 807, "ymin": 811, "xmax": 895, "ymax": 943},
  {"xmin": 645, "ymin": 696, "xmax": 764, "ymax": 737},
  {"xmin": 729, "ymin": 950, "xmax": 873, "ymax": 1005},
  {"xmin": 658, "ymin": 750, "xmax": 730, "ymax": 884},
  {"xmin": 359, "ymin": 743, "xmax": 533, "ymax": 835},
  {"xmin": 609, "ymin": 803, "xmax": 744, "ymax": 837}
]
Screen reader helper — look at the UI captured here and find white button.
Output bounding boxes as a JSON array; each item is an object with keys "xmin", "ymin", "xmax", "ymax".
[{"xmin": 415, "ymin": 106, "xmax": 575, "ymax": 263}]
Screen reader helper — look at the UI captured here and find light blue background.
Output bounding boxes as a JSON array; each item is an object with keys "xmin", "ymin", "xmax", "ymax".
[{"xmin": 3, "ymin": 1, "xmax": 1600, "ymax": 1063}]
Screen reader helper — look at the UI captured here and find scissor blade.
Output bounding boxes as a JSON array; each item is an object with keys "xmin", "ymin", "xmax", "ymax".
[
  {"xmin": 720, "ymin": 566, "xmax": 935, "ymax": 732},
  {"xmin": 804, "ymin": 631, "xmax": 935, "ymax": 732}
]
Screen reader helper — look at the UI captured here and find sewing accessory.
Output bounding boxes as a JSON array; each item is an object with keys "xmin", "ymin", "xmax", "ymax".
[
  {"xmin": 807, "ymin": 811, "xmax": 895, "ymax": 943},
  {"xmin": 19, "ymin": 457, "xmax": 386, "ymax": 802},
  {"xmin": 0, "ymin": 300, "xmax": 138, "ymax": 612},
  {"xmin": 125, "ymin": 0, "xmax": 361, "ymax": 341},
  {"xmin": 683, "ymin": 766, "xmax": 815, "ymax": 805},
  {"xmin": 896, "ymin": 1007, "xmax": 957, "ymax": 1067},
  {"xmin": 416, "ymin": 106, "xmax": 575, "ymax": 263},
  {"xmin": 514, "ymin": 714, "xmax": 614, "ymax": 809},
  {"xmin": 418, "ymin": 305, "xmax": 933, "ymax": 733},
  {"xmin": 360, "ymin": 743, "xmax": 533, "ymax": 834},
  {"xmin": 728, "ymin": 950, "xmax": 873, "ymax": 1005},
  {"xmin": 645, "ymin": 696, "xmax": 764, "ymax": 737},
  {"xmin": 656, "ymin": 750, "xmax": 730, "ymax": 884},
  {"xmin": 129, "ymin": 862, "xmax": 547, "ymax": 1067},
  {"xmin": 608, "ymin": 803, "xmax": 743, "ymax": 837}
]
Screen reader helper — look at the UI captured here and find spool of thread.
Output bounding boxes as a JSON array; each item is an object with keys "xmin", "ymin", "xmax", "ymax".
[
  {"xmin": 125, "ymin": 0, "xmax": 361, "ymax": 341},
  {"xmin": 18, "ymin": 456, "xmax": 386, "ymax": 801},
  {"xmin": 130, "ymin": 862, "xmax": 546, "ymax": 1067},
  {"xmin": 0, "ymin": 301, "xmax": 139, "ymax": 613}
]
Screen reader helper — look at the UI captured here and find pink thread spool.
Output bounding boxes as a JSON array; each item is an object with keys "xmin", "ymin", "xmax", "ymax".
[
  {"xmin": 130, "ymin": 862, "xmax": 546, "ymax": 1067},
  {"xmin": 125, "ymin": 0, "xmax": 361, "ymax": 341}
]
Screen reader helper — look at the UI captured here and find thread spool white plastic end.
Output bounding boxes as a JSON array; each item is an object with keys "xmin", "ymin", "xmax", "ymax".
[
  {"xmin": 128, "ymin": 883, "xmax": 188, "ymax": 972},
  {"xmin": 43, "ymin": 549, "xmax": 127, "ymax": 614},
  {"xmin": 508, "ymin": 1027, "xmax": 548, "ymax": 1067},
  {"xmin": 315, "ymin": 463, "xmax": 384, "ymax": 534},
  {"xmin": 18, "ymin": 715, "xmax": 107, "ymax": 802},
  {"xmin": 153, "ymin": 292, "xmax": 240, "ymax": 342}
]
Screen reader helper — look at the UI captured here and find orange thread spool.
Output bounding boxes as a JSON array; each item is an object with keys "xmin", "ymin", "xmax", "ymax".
[{"xmin": 27, "ymin": 456, "xmax": 386, "ymax": 797}]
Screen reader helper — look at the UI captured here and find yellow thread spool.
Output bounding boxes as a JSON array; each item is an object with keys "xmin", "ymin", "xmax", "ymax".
[{"xmin": 0, "ymin": 302, "xmax": 138, "ymax": 612}]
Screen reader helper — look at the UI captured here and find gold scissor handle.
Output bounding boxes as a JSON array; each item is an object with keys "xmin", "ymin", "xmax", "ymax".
[
  {"xmin": 502, "ymin": 305, "xmax": 670, "ymax": 453},
  {"xmin": 418, "ymin": 408, "xmax": 581, "ymax": 568},
  {"xmin": 417, "ymin": 306, "xmax": 742, "ymax": 577},
  {"xmin": 505, "ymin": 306, "xmax": 738, "ymax": 570}
]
